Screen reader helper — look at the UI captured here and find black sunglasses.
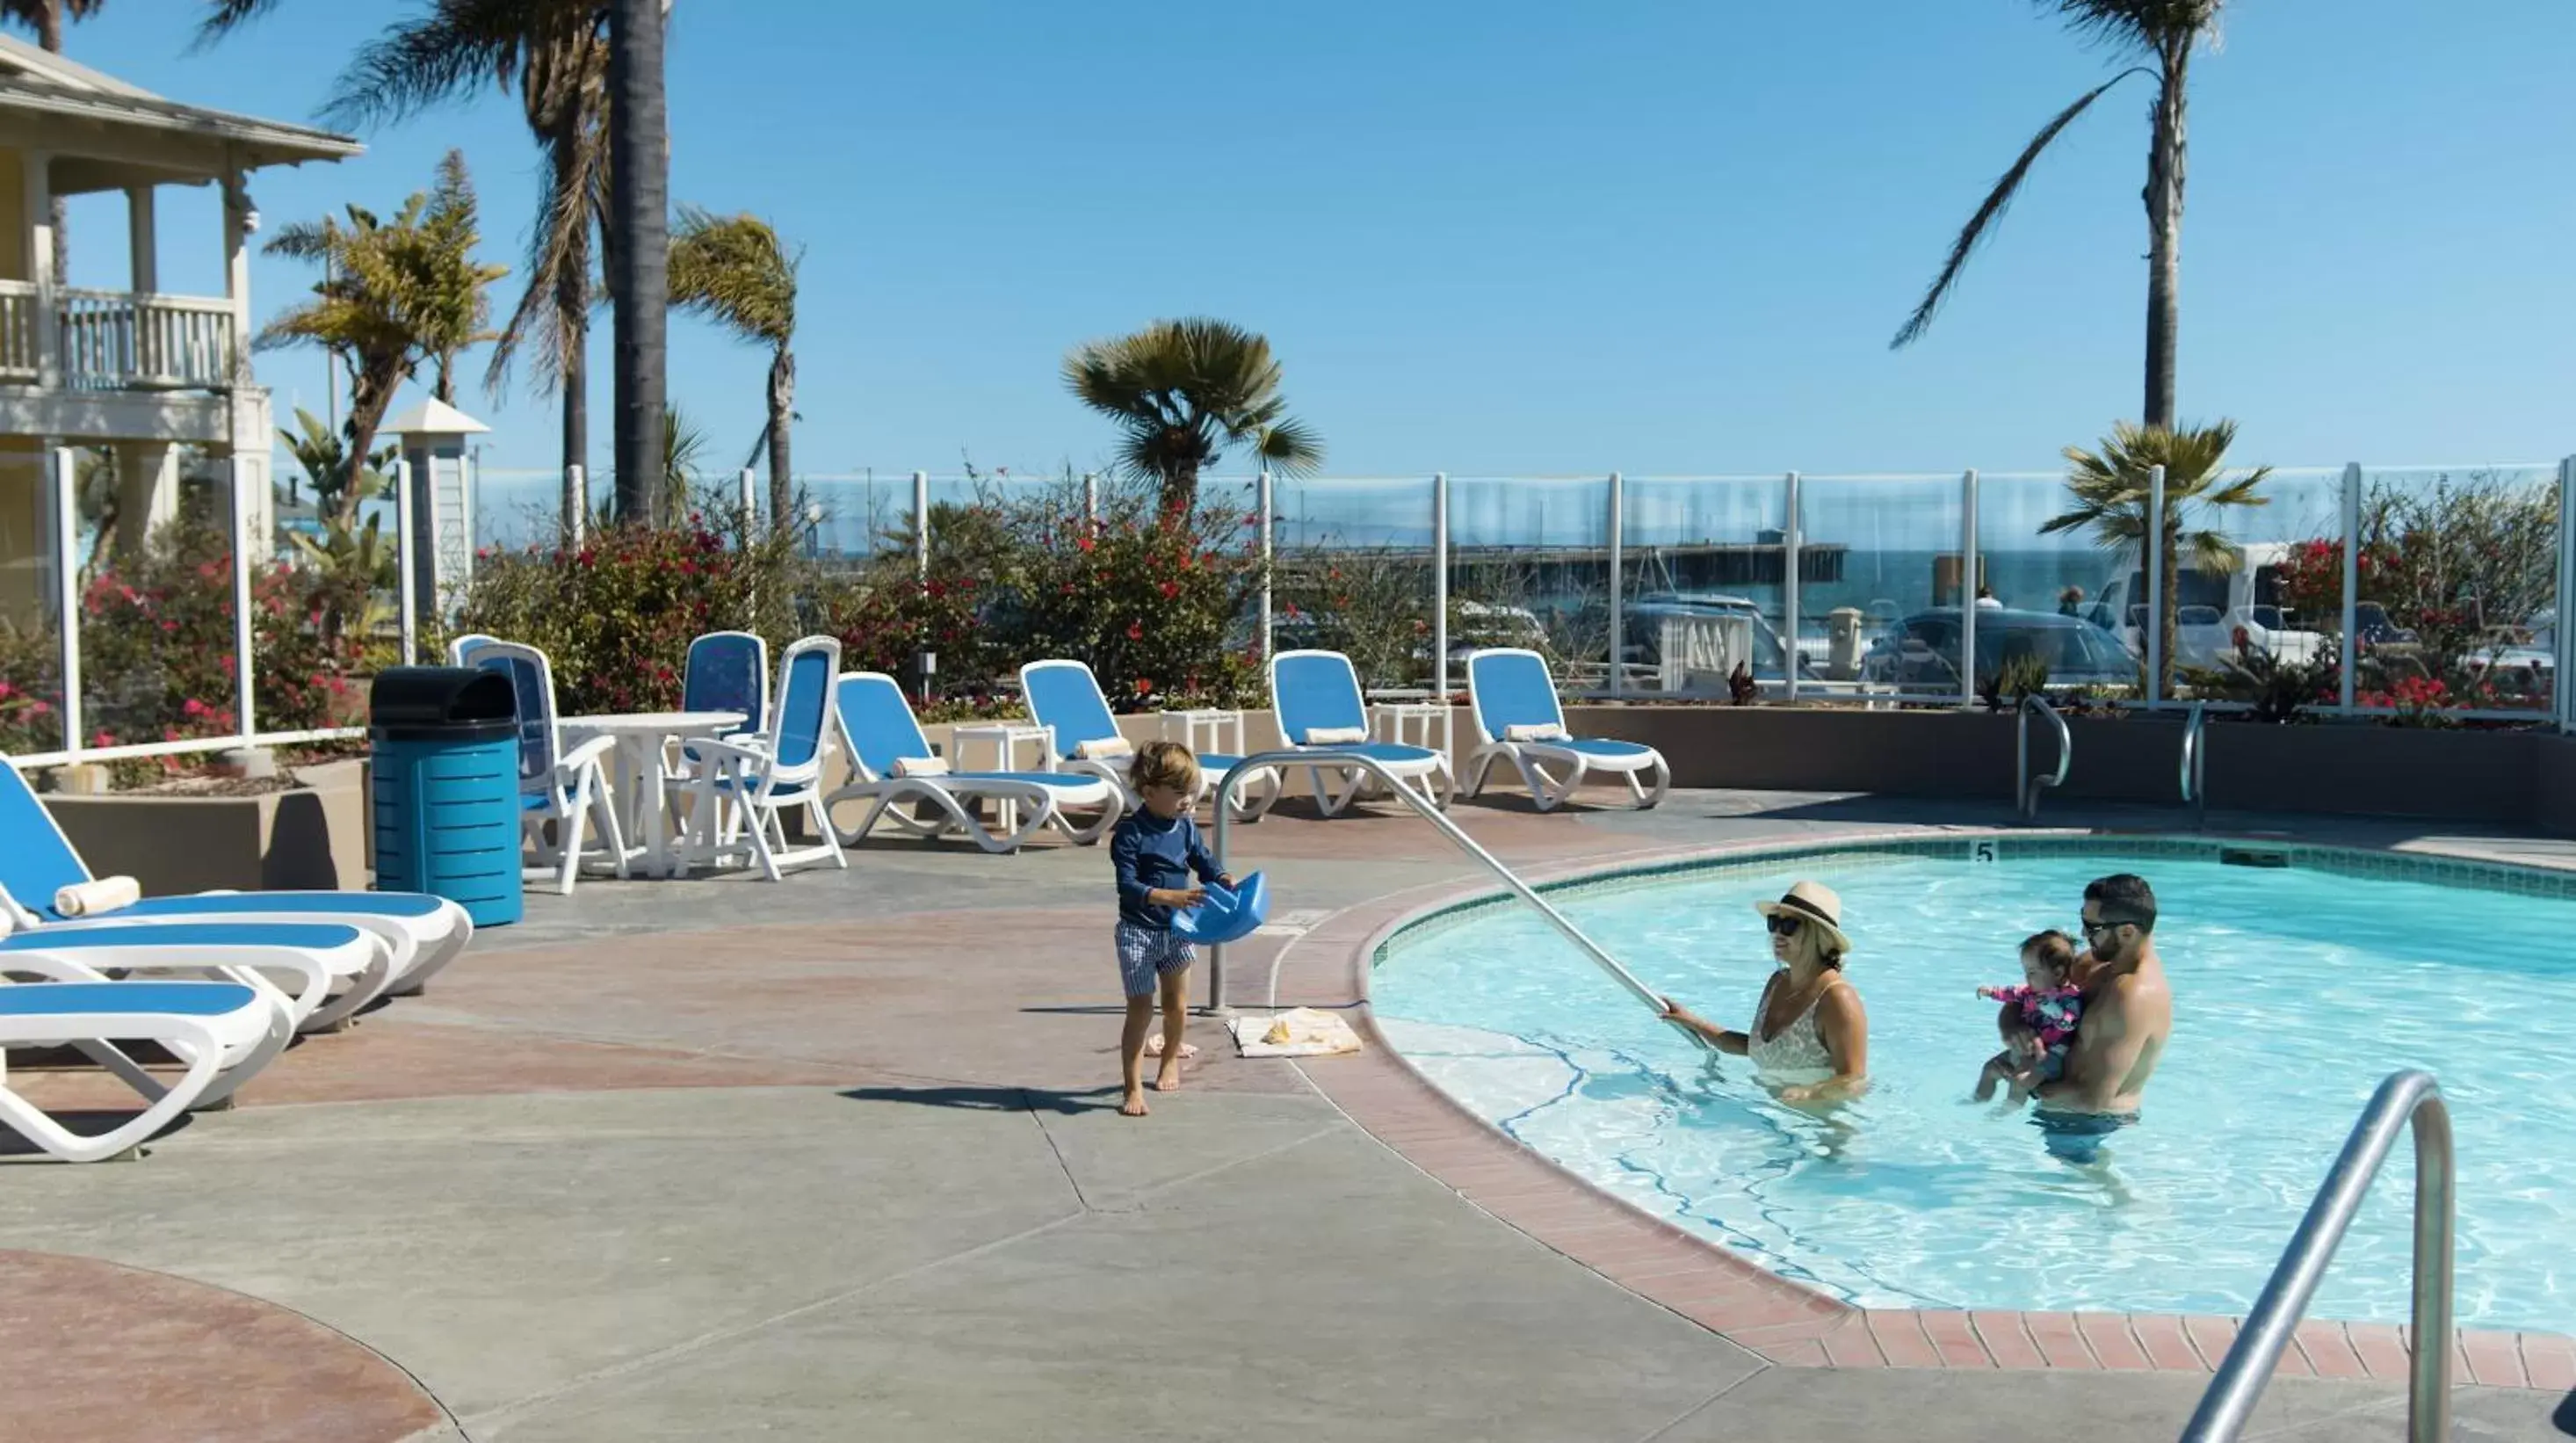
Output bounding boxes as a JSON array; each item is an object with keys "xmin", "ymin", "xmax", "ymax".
[
  {"xmin": 1766, "ymin": 914, "xmax": 1805, "ymax": 937},
  {"xmin": 2080, "ymin": 917, "xmax": 2137, "ymax": 939}
]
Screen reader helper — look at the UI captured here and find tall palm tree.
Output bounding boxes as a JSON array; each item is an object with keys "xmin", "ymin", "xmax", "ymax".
[
  {"xmin": 2042, "ymin": 418, "xmax": 2268, "ymax": 692},
  {"xmin": 2, "ymin": 0, "xmax": 105, "ymax": 286},
  {"xmin": 1892, "ymin": 1, "xmax": 2227, "ymax": 431},
  {"xmin": 1062, "ymin": 318, "xmax": 1323, "ymax": 516},
  {"xmin": 667, "ymin": 206, "xmax": 799, "ymax": 528},
  {"xmin": 202, "ymin": 0, "xmax": 669, "ymax": 526},
  {"xmin": 415, "ymin": 151, "xmax": 505, "ymax": 402},
  {"xmin": 258, "ymin": 153, "xmax": 509, "ymax": 524},
  {"xmin": 313, "ymin": 0, "xmax": 612, "ymax": 541}
]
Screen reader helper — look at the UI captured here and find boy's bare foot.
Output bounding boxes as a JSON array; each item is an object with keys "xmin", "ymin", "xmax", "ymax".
[
  {"xmin": 1120, "ymin": 1090, "xmax": 1149, "ymax": 1117},
  {"xmin": 1154, "ymin": 1061, "xmax": 1183, "ymax": 1092}
]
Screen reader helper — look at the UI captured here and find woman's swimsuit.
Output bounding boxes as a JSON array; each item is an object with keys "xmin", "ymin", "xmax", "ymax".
[{"xmin": 1748, "ymin": 972, "xmax": 1837, "ymax": 1085}]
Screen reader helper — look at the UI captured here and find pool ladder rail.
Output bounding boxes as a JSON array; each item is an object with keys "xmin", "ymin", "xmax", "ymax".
[
  {"xmin": 1201, "ymin": 748, "xmax": 1711, "ymax": 1051},
  {"xmin": 2016, "ymin": 694, "xmax": 2071, "ymax": 821},
  {"xmin": 2179, "ymin": 701, "xmax": 2209, "ymax": 830},
  {"xmin": 2182, "ymin": 1070, "xmax": 2456, "ymax": 1442}
]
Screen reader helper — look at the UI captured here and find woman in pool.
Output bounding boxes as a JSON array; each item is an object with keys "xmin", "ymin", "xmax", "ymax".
[{"xmin": 1659, "ymin": 881, "xmax": 1869, "ymax": 1104}]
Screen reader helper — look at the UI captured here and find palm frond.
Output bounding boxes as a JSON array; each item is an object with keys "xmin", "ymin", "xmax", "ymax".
[
  {"xmin": 1891, "ymin": 68, "xmax": 2149, "ymax": 349},
  {"xmin": 666, "ymin": 206, "xmax": 798, "ymax": 347},
  {"xmin": 2047, "ymin": 0, "xmax": 2226, "ymax": 53},
  {"xmin": 318, "ymin": 0, "xmax": 539, "ymax": 131},
  {"xmin": 193, "ymin": 0, "xmax": 282, "ymax": 47}
]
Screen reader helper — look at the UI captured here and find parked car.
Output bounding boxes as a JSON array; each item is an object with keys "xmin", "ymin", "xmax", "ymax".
[{"xmin": 1862, "ymin": 607, "xmax": 2138, "ymax": 691}]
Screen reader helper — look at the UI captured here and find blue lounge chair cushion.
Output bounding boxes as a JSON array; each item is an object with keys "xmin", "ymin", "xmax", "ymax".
[
  {"xmin": 1169, "ymin": 871, "xmax": 1270, "ymax": 946},
  {"xmin": 1468, "ymin": 649, "xmax": 1567, "ymax": 740},
  {"xmin": 1021, "ymin": 663, "xmax": 1126, "ymax": 760},
  {"xmin": 0, "ymin": 921, "xmax": 366, "ymax": 952},
  {"xmin": 114, "ymin": 893, "xmax": 451, "ymax": 922},
  {"xmin": 943, "ymin": 772, "xmax": 1110, "ymax": 789},
  {"xmin": 1540, "ymin": 737, "xmax": 1657, "ymax": 759},
  {"xmin": 1306, "ymin": 741, "xmax": 1439, "ymax": 766},
  {"xmin": 0, "ymin": 980, "xmax": 260, "ymax": 1018}
]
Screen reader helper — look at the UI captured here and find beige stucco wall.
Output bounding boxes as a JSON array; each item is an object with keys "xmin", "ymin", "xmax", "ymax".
[
  {"xmin": 0, "ymin": 437, "xmax": 47, "ymax": 624},
  {"xmin": 0, "ymin": 148, "xmax": 24, "ymax": 281}
]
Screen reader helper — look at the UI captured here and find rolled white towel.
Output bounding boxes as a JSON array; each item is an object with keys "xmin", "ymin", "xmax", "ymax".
[
  {"xmin": 1504, "ymin": 722, "xmax": 1571, "ymax": 742},
  {"xmin": 1075, "ymin": 736, "xmax": 1133, "ymax": 760},
  {"xmin": 1302, "ymin": 726, "xmax": 1368, "ymax": 745},
  {"xmin": 54, "ymin": 875, "xmax": 141, "ymax": 918},
  {"xmin": 890, "ymin": 756, "xmax": 950, "ymax": 777}
]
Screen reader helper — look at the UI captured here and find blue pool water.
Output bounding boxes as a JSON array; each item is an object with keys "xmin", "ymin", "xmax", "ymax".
[{"xmin": 1370, "ymin": 846, "xmax": 2576, "ymax": 1333}]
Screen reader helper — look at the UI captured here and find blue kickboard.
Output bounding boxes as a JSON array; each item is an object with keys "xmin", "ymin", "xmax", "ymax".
[{"xmin": 1169, "ymin": 871, "xmax": 1271, "ymax": 946}]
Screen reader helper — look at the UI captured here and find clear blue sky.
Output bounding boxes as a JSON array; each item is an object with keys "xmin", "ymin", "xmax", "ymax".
[{"xmin": 45, "ymin": 0, "xmax": 2576, "ymax": 481}]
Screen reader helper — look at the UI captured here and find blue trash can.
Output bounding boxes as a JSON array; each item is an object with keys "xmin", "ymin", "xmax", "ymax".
[{"xmin": 370, "ymin": 666, "xmax": 524, "ymax": 926}]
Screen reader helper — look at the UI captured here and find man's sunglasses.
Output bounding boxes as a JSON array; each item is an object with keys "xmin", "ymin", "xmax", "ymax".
[{"xmin": 2080, "ymin": 917, "xmax": 2139, "ymax": 939}]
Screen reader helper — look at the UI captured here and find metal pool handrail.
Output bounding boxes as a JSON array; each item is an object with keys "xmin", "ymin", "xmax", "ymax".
[
  {"xmin": 2180, "ymin": 701, "xmax": 2209, "ymax": 830},
  {"xmin": 2016, "ymin": 695, "xmax": 2070, "ymax": 820},
  {"xmin": 1205, "ymin": 748, "xmax": 1710, "ymax": 1050},
  {"xmin": 2180, "ymin": 1070, "xmax": 2454, "ymax": 1443}
]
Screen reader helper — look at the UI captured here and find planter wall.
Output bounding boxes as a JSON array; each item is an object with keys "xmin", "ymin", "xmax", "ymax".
[{"xmin": 40, "ymin": 758, "xmax": 372, "ymax": 895}]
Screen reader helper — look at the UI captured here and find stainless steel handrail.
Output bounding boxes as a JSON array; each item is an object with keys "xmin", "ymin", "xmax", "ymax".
[
  {"xmin": 2181, "ymin": 1070, "xmax": 2454, "ymax": 1443},
  {"xmin": 2016, "ymin": 695, "xmax": 2070, "ymax": 820},
  {"xmin": 2180, "ymin": 701, "xmax": 2209, "ymax": 830},
  {"xmin": 1206, "ymin": 748, "xmax": 1709, "ymax": 1049}
]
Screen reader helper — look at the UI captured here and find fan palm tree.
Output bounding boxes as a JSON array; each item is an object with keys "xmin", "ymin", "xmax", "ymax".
[
  {"xmin": 1062, "ymin": 318, "xmax": 1323, "ymax": 516},
  {"xmin": 202, "ymin": 0, "xmax": 669, "ymax": 526},
  {"xmin": 312, "ymin": 0, "xmax": 613, "ymax": 542},
  {"xmin": 258, "ymin": 152, "xmax": 509, "ymax": 524},
  {"xmin": 2, "ymin": 0, "xmax": 105, "ymax": 286},
  {"xmin": 2042, "ymin": 419, "xmax": 2268, "ymax": 692},
  {"xmin": 1892, "ymin": 1, "xmax": 2228, "ymax": 431},
  {"xmin": 667, "ymin": 206, "xmax": 799, "ymax": 529}
]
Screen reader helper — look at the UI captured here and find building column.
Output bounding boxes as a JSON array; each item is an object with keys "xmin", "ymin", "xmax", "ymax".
[
  {"xmin": 110, "ymin": 442, "xmax": 178, "ymax": 559},
  {"xmin": 126, "ymin": 185, "xmax": 157, "ymax": 294},
  {"xmin": 220, "ymin": 160, "xmax": 251, "ymax": 385},
  {"xmin": 24, "ymin": 150, "xmax": 56, "ymax": 388}
]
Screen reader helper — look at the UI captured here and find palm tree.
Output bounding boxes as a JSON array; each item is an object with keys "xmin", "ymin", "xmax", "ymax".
[
  {"xmin": 1892, "ymin": 1, "xmax": 2227, "ymax": 431},
  {"xmin": 2042, "ymin": 419, "xmax": 2268, "ymax": 692},
  {"xmin": 1062, "ymin": 318, "xmax": 1323, "ymax": 516},
  {"xmin": 313, "ymin": 0, "xmax": 613, "ymax": 542},
  {"xmin": 667, "ymin": 206, "xmax": 799, "ymax": 529},
  {"xmin": 201, "ymin": 0, "xmax": 669, "ymax": 526},
  {"xmin": 661, "ymin": 401, "xmax": 705, "ymax": 515},
  {"xmin": 258, "ymin": 152, "xmax": 508, "ymax": 524},
  {"xmin": 2, "ymin": 0, "xmax": 105, "ymax": 286}
]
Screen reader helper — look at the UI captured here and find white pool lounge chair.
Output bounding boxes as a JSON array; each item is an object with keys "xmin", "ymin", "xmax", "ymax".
[
  {"xmin": 824, "ymin": 672, "xmax": 1124, "ymax": 854},
  {"xmin": 1267, "ymin": 649, "xmax": 1454, "ymax": 816},
  {"xmin": 0, "ymin": 914, "xmax": 393, "ymax": 1034},
  {"xmin": 0, "ymin": 756, "xmax": 474, "ymax": 996},
  {"xmin": 1463, "ymin": 648, "xmax": 1669, "ymax": 811},
  {"xmin": 1017, "ymin": 658, "xmax": 1279, "ymax": 821},
  {"xmin": 470, "ymin": 642, "xmax": 633, "ymax": 895},
  {"xmin": 0, "ymin": 978, "xmax": 293, "ymax": 1161},
  {"xmin": 672, "ymin": 636, "xmax": 848, "ymax": 881}
]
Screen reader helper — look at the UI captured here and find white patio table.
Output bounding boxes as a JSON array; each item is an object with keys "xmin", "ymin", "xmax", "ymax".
[{"xmin": 559, "ymin": 710, "xmax": 747, "ymax": 878}]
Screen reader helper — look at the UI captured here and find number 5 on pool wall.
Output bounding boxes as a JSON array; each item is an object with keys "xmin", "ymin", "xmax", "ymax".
[{"xmin": 1968, "ymin": 839, "xmax": 1998, "ymax": 865}]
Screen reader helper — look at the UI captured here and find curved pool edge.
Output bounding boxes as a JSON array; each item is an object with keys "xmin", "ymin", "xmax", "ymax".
[{"xmin": 1278, "ymin": 825, "xmax": 2576, "ymax": 1386}]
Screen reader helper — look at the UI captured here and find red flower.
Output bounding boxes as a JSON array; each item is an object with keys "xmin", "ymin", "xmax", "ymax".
[
  {"xmin": 1077, "ymin": 536, "xmax": 1096, "ymax": 553},
  {"xmin": 1136, "ymin": 678, "xmax": 1154, "ymax": 695},
  {"xmin": 1158, "ymin": 581, "xmax": 1181, "ymax": 599},
  {"xmin": 1127, "ymin": 622, "xmax": 1143, "ymax": 640}
]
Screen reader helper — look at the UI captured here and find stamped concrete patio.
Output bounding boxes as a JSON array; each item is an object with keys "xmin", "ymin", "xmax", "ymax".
[{"xmin": 4, "ymin": 788, "xmax": 2573, "ymax": 1442}]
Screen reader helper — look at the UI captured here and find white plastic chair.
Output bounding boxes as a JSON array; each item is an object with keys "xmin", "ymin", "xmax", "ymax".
[
  {"xmin": 1268, "ymin": 649, "xmax": 1454, "ymax": 816},
  {"xmin": 470, "ymin": 642, "xmax": 630, "ymax": 895},
  {"xmin": 0, "ymin": 977, "xmax": 294, "ymax": 1161},
  {"xmin": 1463, "ymin": 648, "xmax": 1669, "ymax": 810},
  {"xmin": 673, "ymin": 635, "xmax": 847, "ymax": 881}
]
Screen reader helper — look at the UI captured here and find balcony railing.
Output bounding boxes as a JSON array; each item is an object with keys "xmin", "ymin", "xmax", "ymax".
[{"xmin": 0, "ymin": 279, "xmax": 237, "ymax": 391}]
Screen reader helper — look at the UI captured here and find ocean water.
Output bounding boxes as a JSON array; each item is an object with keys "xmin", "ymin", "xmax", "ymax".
[{"xmin": 1371, "ymin": 851, "xmax": 2576, "ymax": 1332}]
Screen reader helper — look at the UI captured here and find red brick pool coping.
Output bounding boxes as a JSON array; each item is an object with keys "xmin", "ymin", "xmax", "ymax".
[{"xmin": 1270, "ymin": 827, "xmax": 2576, "ymax": 1389}]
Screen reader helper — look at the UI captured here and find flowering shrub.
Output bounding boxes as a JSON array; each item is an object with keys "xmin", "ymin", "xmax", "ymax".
[
  {"xmin": 1008, "ymin": 504, "xmax": 1262, "ymax": 711},
  {"xmin": 2356, "ymin": 673, "xmax": 2466, "ymax": 728},
  {"xmin": 456, "ymin": 513, "xmax": 808, "ymax": 715}
]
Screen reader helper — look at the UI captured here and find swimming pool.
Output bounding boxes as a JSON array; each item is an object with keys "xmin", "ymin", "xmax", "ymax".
[{"xmin": 1369, "ymin": 839, "xmax": 2576, "ymax": 1335}]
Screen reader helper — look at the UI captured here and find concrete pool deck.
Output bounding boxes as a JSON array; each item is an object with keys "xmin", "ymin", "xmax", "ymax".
[{"xmin": 3, "ymin": 788, "xmax": 2573, "ymax": 1442}]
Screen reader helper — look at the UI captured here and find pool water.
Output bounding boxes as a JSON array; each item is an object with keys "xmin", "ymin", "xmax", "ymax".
[{"xmin": 1370, "ymin": 848, "xmax": 2576, "ymax": 1333}]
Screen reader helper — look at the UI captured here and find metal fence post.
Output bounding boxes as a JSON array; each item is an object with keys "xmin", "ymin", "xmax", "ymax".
[
  {"xmin": 2558, "ymin": 457, "xmax": 2574, "ymax": 734},
  {"xmin": 738, "ymin": 467, "xmax": 756, "ymax": 531},
  {"xmin": 231, "ymin": 452, "xmax": 256, "ymax": 741},
  {"xmin": 2340, "ymin": 462, "xmax": 2362, "ymax": 713},
  {"xmin": 565, "ymin": 463, "xmax": 585, "ymax": 547},
  {"xmin": 1257, "ymin": 471, "xmax": 1275, "ymax": 666},
  {"xmin": 394, "ymin": 457, "xmax": 417, "ymax": 666},
  {"xmin": 1783, "ymin": 470, "xmax": 1801, "ymax": 703},
  {"xmin": 1083, "ymin": 471, "xmax": 1099, "ymax": 531},
  {"xmin": 2145, "ymin": 463, "xmax": 2166, "ymax": 709},
  {"xmin": 52, "ymin": 445, "xmax": 82, "ymax": 753},
  {"xmin": 1432, "ymin": 471, "xmax": 1449, "ymax": 704},
  {"xmin": 912, "ymin": 468, "xmax": 930, "ymax": 585},
  {"xmin": 1960, "ymin": 468, "xmax": 1979, "ymax": 707},
  {"xmin": 1607, "ymin": 471, "xmax": 1624, "ymax": 697}
]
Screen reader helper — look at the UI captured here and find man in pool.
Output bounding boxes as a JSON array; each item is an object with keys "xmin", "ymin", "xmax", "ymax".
[{"xmin": 2028, "ymin": 873, "xmax": 2172, "ymax": 1163}]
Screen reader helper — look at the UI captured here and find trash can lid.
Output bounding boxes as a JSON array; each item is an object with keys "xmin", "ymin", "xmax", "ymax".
[{"xmin": 370, "ymin": 666, "xmax": 519, "ymax": 743}]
